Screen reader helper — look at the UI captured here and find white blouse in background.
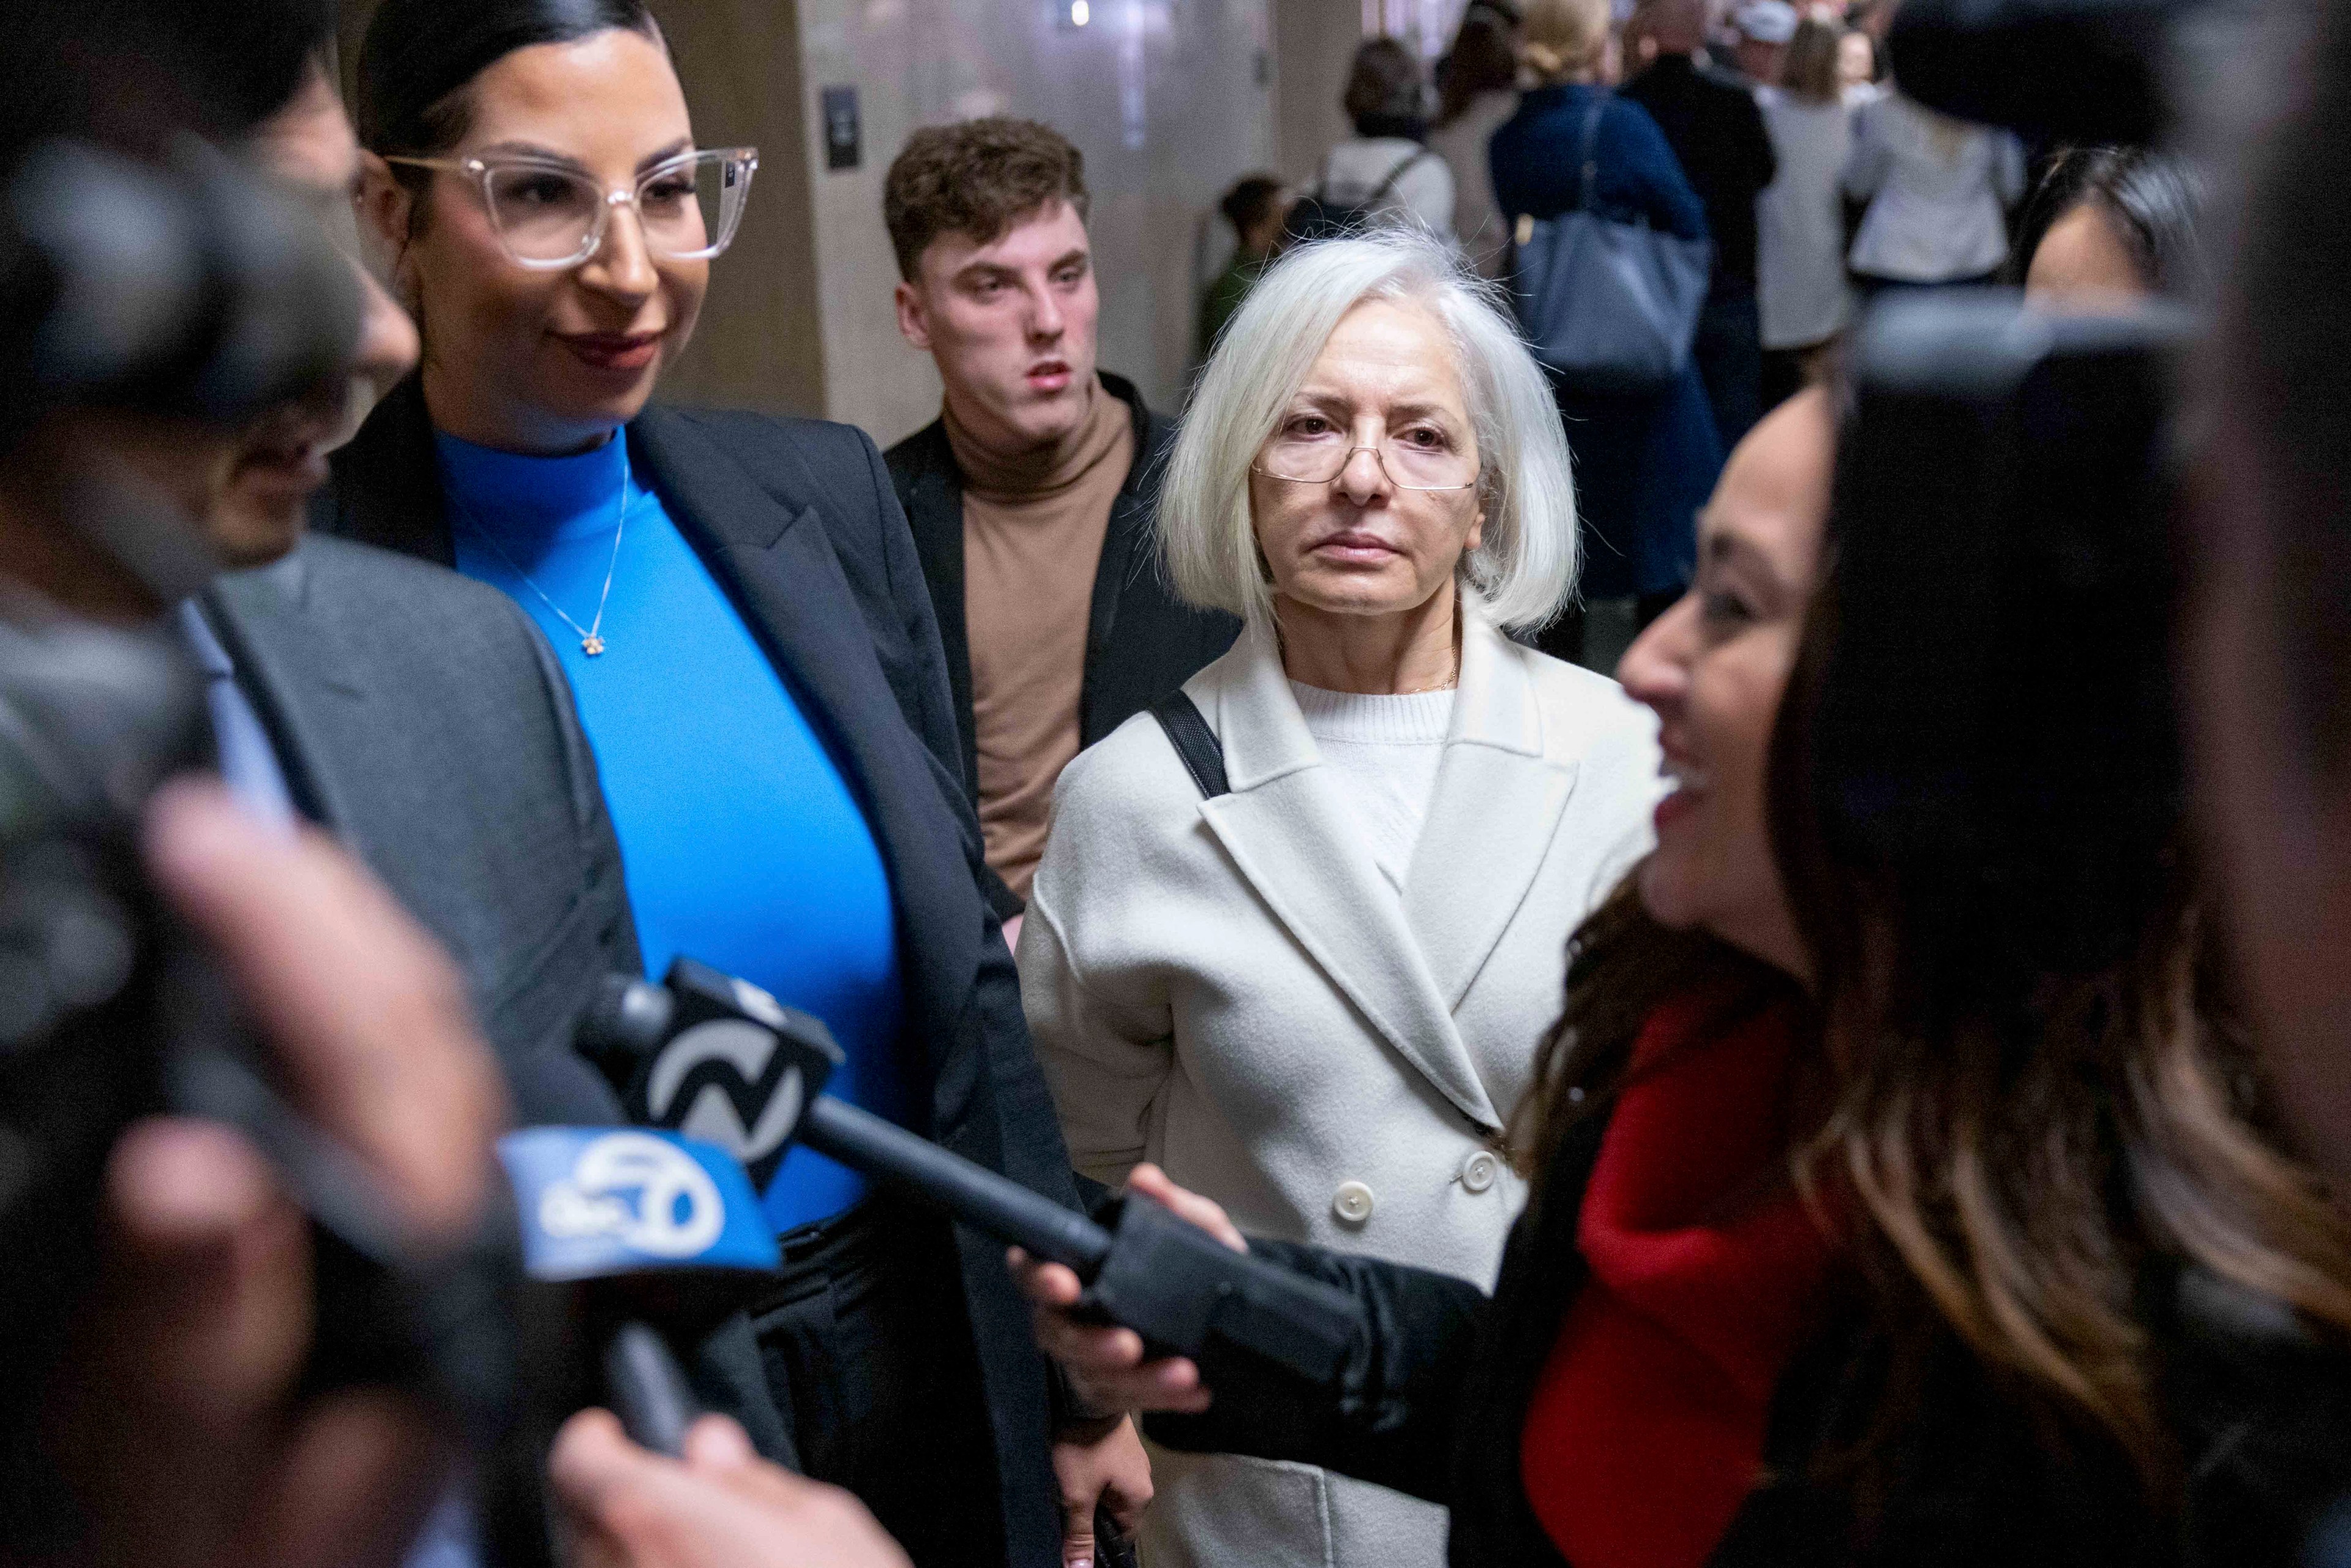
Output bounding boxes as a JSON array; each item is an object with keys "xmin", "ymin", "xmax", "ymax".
[
  {"xmin": 1288, "ymin": 680, "xmax": 1456, "ymax": 890},
  {"xmin": 1843, "ymin": 92, "xmax": 2027, "ymax": 282},
  {"xmin": 1754, "ymin": 84, "xmax": 1854, "ymax": 350}
]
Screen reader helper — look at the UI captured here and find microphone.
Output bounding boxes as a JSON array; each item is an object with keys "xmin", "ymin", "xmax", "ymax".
[
  {"xmin": 497, "ymin": 1123, "xmax": 780, "ymax": 1457},
  {"xmin": 578, "ymin": 959, "xmax": 1365, "ymax": 1389}
]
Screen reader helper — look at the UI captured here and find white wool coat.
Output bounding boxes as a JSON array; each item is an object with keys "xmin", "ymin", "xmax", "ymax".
[{"xmin": 1017, "ymin": 607, "xmax": 1661, "ymax": 1568}]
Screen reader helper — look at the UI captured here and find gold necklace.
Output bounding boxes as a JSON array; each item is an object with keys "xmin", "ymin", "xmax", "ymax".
[
  {"xmin": 452, "ymin": 439, "xmax": 632, "ymax": 656},
  {"xmin": 1396, "ymin": 661, "xmax": 1460, "ymax": 696}
]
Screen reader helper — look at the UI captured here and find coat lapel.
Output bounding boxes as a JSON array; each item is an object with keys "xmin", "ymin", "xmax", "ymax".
[
  {"xmin": 626, "ymin": 409, "xmax": 983, "ymax": 1086},
  {"xmin": 200, "ymin": 550, "xmax": 364, "ymax": 833},
  {"xmin": 1404, "ymin": 613, "xmax": 1580, "ymax": 1009},
  {"xmin": 1193, "ymin": 625, "xmax": 1503, "ymax": 1131}
]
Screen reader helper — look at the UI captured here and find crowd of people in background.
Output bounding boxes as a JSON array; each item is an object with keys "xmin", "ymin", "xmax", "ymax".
[{"xmin": 1205, "ymin": 0, "xmax": 2041, "ymax": 671}]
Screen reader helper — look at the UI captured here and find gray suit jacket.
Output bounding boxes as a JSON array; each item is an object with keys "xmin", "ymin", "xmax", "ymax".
[
  {"xmin": 198, "ymin": 534, "xmax": 795, "ymax": 1468},
  {"xmin": 198, "ymin": 534, "xmax": 635, "ymax": 1124}
]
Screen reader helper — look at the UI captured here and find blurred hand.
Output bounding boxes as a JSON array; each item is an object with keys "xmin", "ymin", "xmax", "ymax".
[
  {"xmin": 1051, "ymin": 1414, "xmax": 1152, "ymax": 1568},
  {"xmin": 549, "ymin": 1410, "xmax": 912, "ymax": 1568},
  {"xmin": 47, "ymin": 782, "xmax": 506, "ymax": 1568},
  {"xmin": 1007, "ymin": 1165, "xmax": 1245, "ymax": 1417}
]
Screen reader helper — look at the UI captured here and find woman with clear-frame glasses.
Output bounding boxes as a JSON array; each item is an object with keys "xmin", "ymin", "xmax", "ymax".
[
  {"xmin": 318, "ymin": 0, "xmax": 1150, "ymax": 1562},
  {"xmin": 1014, "ymin": 229, "xmax": 1662, "ymax": 1568}
]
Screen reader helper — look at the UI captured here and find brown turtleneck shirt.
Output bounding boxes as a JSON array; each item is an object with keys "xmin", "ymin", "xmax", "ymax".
[{"xmin": 945, "ymin": 380, "xmax": 1133, "ymax": 901}]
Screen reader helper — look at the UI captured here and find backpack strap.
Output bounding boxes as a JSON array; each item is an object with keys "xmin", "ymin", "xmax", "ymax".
[
  {"xmin": 1574, "ymin": 95, "xmax": 1608, "ymax": 213},
  {"xmin": 1367, "ymin": 145, "xmax": 1434, "ymax": 209},
  {"xmin": 1150, "ymin": 692, "xmax": 1230, "ymax": 800}
]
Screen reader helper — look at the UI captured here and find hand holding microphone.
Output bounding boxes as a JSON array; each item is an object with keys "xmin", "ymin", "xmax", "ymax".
[
  {"xmin": 549, "ymin": 1409, "xmax": 910, "ymax": 1568},
  {"xmin": 1009, "ymin": 1165, "xmax": 1250, "ymax": 1417},
  {"xmin": 577, "ymin": 959, "xmax": 1365, "ymax": 1394}
]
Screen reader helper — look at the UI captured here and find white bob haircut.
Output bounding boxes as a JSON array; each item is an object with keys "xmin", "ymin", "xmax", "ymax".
[{"xmin": 1158, "ymin": 227, "xmax": 1578, "ymax": 632}]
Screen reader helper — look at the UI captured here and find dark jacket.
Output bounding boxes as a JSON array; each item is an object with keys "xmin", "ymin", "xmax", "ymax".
[
  {"xmin": 318, "ymin": 378, "xmax": 1081, "ymax": 1568},
  {"xmin": 883, "ymin": 373, "xmax": 1239, "ymax": 912},
  {"xmin": 1621, "ymin": 54, "xmax": 1776, "ymax": 298},
  {"xmin": 1154, "ymin": 1089, "xmax": 2351, "ymax": 1568},
  {"xmin": 1490, "ymin": 84, "xmax": 1722, "ymax": 598},
  {"xmin": 202, "ymin": 535, "xmax": 634, "ymax": 1125}
]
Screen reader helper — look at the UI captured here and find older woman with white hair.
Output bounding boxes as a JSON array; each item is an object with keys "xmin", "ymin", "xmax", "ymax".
[{"xmin": 1014, "ymin": 230, "xmax": 1660, "ymax": 1568}]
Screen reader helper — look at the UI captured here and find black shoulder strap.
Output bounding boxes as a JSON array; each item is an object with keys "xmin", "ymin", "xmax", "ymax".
[
  {"xmin": 1150, "ymin": 691, "xmax": 1229, "ymax": 800},
  {"xmin": 1574, "ymin": 94, "xmax": 1608, "ymax": 213},
  {"xmin": 1368, "ymin": 146, "xmax": 1434, "ymax": 208}
]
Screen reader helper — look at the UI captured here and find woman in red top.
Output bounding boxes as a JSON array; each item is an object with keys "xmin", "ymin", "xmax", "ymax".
[{"xmin": 1012, "ymin": 384, "xmax": 2351, "ymax": 1568}]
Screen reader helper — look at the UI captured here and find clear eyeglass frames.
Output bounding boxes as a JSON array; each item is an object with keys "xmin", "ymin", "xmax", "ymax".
[
  {"xmin": 1251, "ymin": 437, "xmax": 1482, "ymax": 493},
  {"xmin": 383, "ymin": 147, "xmax": 760, "ymax": 270}
]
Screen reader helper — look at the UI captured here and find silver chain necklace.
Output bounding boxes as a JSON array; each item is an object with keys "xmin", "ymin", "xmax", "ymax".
[{"xmin": 451, "ymin": 439, "xmax": 632, "ymax": 657}]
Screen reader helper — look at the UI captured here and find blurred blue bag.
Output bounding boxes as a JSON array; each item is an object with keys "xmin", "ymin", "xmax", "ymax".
[{"xmin": 1511, "ymin": 96, "xmax": 1711, "ymax": 392}]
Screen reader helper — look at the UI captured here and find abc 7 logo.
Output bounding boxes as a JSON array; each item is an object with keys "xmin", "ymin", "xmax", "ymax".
[
  {"xmin": 642, "ymin": 1019, "xmax": 805, "ymax": 1169},
  {"xmin": 540, "ymin": 1131, "xmax": 726, "ymax": 1258}
]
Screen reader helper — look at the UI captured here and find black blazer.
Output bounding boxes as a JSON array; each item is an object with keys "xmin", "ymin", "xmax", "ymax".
[
  {"xmin": 318, "ymin": 378, "xmax": 1081, "ymax": 1567},
  {"xmin": 1154, "ymin": 1087, "xmax": 2351, "ymax": 1568},
  {"xmin": 885, "ymin": 373, "xmax": 1239, "ymax": 911}
]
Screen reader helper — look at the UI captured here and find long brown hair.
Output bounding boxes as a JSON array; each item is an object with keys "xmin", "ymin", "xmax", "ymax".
[
  {"xmin": 1780, "ymin": 17, "xmax": 1843, "ymax": 105},
  {"xmin": 1512, "ymin": 427, "xmax": 2351, "ymax": 1490}
]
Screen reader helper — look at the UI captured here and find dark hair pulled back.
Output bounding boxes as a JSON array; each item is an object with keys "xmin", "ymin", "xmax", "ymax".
[
  {"xmin": 2014, "ymin": 146, "xmax": 2208, "ymax": 298},
  {"xmin": 356, "ymin": 0, "xmax": 663, "ymax": 162}
]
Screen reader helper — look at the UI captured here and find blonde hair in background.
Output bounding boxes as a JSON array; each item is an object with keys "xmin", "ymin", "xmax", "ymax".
[
  {"xmin": 1520, "ymin": 0, "xmax": 1613, "ymax": 81},
  {"xmin": 1158, "ymin": 228, "xmax": 1580, "ymax": 633}
]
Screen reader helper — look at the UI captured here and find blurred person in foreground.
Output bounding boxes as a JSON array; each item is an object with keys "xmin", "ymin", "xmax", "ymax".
[
  {"xmin": 2017, "ymin": 146, "xmax": 2208, "ymax": 307},
  {"xmin": 1622, "ymin": 0, "xmax": 1777, "ymax": 446},
  {"xmin": 1018, "ymin": 228, "xmax": 1657, "ymax": 1568},
  {"xmin": 31, "ymin": 784, "xmax": 504, "ymax": 1568},
  {"xmin": 336, "ymin": 5, "xmax": 1139, "ymax": 1558},
  {"xmin": 1753, "ymin": 17, "xmax": 1854, "ymax": 410},
  {"xmin": 884, "ymin": 116, "xmax": 1237, "ymax": 940},
  {"xmin": 2193, "ymin": 0, "xmax": 2351, "ymax": 1184},
  {"xmin": 1498, "ymin": 0, "xmax": 1722, "ymax": 656},
  {"xmin": 1014, "ymin": 383, "xmax": 2351, "ymax": 1567},
  {"xmin": 1201, "ymin": 173, "xmax": 1290, "ymax": 353},
  {"xmin": 0, "ymin": 0, "xmax": 638, "ymax": 1140},
  {"xmin": 1429, "ymin": 0, "xmax": 1524, "ymax": 276}
]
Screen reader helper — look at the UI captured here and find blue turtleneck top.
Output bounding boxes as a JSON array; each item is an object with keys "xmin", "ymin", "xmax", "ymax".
[{"xmin": 436, "ymin": 427, "xmax": 906, "ymax": 1234}]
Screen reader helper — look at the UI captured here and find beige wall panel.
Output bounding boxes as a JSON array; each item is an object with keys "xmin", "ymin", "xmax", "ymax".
[
  {"xmin": 1271, "ymin": 0, "xmax": 1360, "ymax": 186},
  {"xmin": 659, "ymin": 0, "xmax": 830, "ymax": 416}
]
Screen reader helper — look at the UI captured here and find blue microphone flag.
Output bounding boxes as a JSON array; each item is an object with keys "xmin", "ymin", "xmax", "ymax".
[{"xmin": 498, "ymin": 1127, "xmax": 780, "ymax": 1281}]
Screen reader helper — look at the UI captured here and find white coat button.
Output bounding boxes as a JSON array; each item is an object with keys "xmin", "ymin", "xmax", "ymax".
[
  {"xmin": 1332, "ymin": 1180, "xmax": 1376, "ymax": 1225},
  {"xmin": 1460, "ymin": 1150, "xmax": 1501, "ymax": 1193}
]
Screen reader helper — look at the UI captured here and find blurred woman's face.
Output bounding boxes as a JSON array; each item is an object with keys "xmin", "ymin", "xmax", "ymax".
[
  {"xmin": 369, "ymin": 28, "xmax": 707, "ymax": 453},
  {"xmin": 1248, "ymin": 299, "xmax": 1487, "ymax": 632},
  {"xmin": 1618, "ymin": 390, "xmax": 1834, "ymax": 981}
]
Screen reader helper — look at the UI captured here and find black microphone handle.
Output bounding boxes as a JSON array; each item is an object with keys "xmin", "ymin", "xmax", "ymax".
[
  {"xmin": 798, "ymin": 1096, "xmax": 1113, "ymax": 1274},
  {"xmin": 604, "ymin": 1320, "xmax": 702, "ymax": 1458}
]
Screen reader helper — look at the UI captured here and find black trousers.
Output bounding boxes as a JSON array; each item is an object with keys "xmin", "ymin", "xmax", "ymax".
[{"xmin": 751, "ymin": 1198, "xmax": 1007, "ymax": 1567}]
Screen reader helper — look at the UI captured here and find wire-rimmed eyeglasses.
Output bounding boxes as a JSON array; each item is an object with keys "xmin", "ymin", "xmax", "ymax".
[
  {"xmin": 383, "ymin": 147, "xmax": 759, "ymax": 270},
  {"xmin": 1251, "ymin": 435, "xmax": 1482, "ymax": 492}
]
